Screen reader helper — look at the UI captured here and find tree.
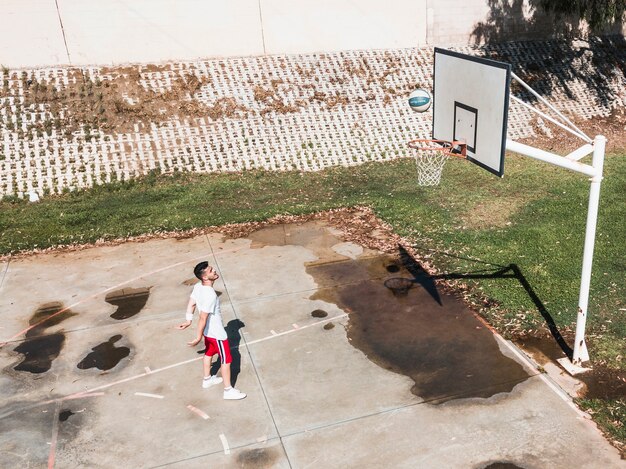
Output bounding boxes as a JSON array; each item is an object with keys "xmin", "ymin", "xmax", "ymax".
[{"xmin": 534, "ymin": 0, "xmax": 625, "ymax": 31}]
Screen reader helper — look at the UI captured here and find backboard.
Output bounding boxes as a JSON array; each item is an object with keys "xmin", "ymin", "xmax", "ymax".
[{"xmin": 432, "ymin": 48, "xmax": 511, "ymax": 177}]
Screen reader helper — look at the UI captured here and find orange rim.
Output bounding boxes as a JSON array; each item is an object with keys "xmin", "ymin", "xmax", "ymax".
[{"xmin": 408, "ymin": 139, "xmax": 466, "ymax": 157}]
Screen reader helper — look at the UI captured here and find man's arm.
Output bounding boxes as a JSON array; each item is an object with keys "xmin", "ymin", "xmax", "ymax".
[
  {"xmin": 187, "ymin": 312, "xmax": 208, "ymax": 346},
  {"xmin": 176, "ymin": 297, "xmax": 196, "ymax": 330}
]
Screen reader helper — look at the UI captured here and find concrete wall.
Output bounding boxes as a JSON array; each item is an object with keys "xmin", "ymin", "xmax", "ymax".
[{"xmin": 0, "ymin": 1, "xmax": 622, "ymax": 68}]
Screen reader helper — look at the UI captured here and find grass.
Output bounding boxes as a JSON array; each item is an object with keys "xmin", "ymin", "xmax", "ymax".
[{"xmin": 2, "ymin": 151, "xmax": 625, "ymax": 448}]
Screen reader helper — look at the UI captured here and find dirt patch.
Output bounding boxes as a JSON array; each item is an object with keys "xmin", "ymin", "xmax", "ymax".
[
  {"xmin": 520, "ymin": 106, "xmax": 626, "ymax": 154},
  {"xmin": 514, "ymin": 332, "xmax": 626, "ymax": 399},
  {"xmin": 1, "ymin": 53, "xmax": 416, "ymax": 142},
  {"xmin": 12, "ymin": 68, "xmax": 212, "ymax": 136},
  {"xmin": 460, "ymin": 197, "xmax": 525, "ymax": 229}
]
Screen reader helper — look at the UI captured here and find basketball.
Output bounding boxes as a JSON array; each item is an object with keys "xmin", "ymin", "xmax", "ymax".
[{"xmin": 408, "ymin": 89, "xmax": 432, "ymax": 112}]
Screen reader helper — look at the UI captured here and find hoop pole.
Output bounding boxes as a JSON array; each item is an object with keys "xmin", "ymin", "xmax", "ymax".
[
  {"xmin": 505, "ymin": 140, "xmax": 597, "ymax": 177},
  {"xmin": 572, "ymin": 135, "xmax": 606, "ymax": 365},
  {"xmin": 511, "ymin": 72, "xmax": 592, "ymax": 143},
  {"xmin": 510, "ymin": 95, "xmax": 591, "ymax": 143}
]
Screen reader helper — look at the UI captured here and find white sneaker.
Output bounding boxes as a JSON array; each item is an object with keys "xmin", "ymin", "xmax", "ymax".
[
  {"xmin": 202, "ymin": 375, "xmax": 223, "ymax": 389},
  {"xmin": 223, "ymin": 388, "xmax": 246, "ymax": 400}
]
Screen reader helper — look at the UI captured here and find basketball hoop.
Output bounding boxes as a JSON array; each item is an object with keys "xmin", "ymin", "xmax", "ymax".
[{"xmin": 408, "ymin": 139, "xmax": 466, "ymax": 186}]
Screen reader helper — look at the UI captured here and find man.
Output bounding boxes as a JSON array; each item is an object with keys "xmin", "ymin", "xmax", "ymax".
[{"xmin": 177, "ymin": 261, "xmax": 246, "ymax": 400}]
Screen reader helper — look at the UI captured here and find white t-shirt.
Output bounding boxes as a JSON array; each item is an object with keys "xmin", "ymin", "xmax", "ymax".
[{"xmin": 190, "ymin": 284, "xmax": 227, "ymax": 340}]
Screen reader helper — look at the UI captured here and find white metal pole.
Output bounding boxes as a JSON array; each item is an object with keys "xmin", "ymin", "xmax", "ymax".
[
  {"xmin": 572, "ymin": 135, "xmax": 606, "ymax": 365},
  {"xmin": 506, "ymin": 140, "xmax": 597, "ymax": 177}
]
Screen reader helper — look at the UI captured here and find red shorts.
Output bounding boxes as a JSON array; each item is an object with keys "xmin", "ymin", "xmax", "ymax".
[{"xmin": 204, "ymin": 337, "xmax": 232, "ymax": 364}]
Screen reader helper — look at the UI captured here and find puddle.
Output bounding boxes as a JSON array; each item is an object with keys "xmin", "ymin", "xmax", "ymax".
[
  {"xmin": 311, "ymin": 309, "xmax": 328, "ymax": 318},
  {"xmin": 59, "ymin": 409, "xmax": 74, "ymax": 422},
  {"xmin": 481, "ymin": 463, "xmax": 525, "ymax": 469},
  {"xmin": 236, "ymin": 448, "xmax": 278, "ymax": 468},
  {"xmin": 309, "ymin": 254, "xmax": 530, "ymax": 404},
  {"xmin": 77, "ymin": 334, "xmax": 131, "ymax": 371},
  {"xmin": 514, "ymin": 334, "xmax": 626, "ymax": 399},
  {"xmin": 248, "ymin": 221, "xmax": 361, "ymax": 262},
  {"xmin": 244, "ymin": 222, "xmax": 530, "ymax": 403},
  {"xmin": 105, "ymin": 287, "xmax": 151, "ymax": 320},
  {"xmin": 384, "ymin": 277, "xmax": 413, "ymax": 296},
  {"xmin": 324, "ymin": 322, "xmax": 335, "ymax": 330},
  {"xmin": 13, "ymin": 334, "xmax": 66, "ymax": 374},
  {"xmin": 182, "ymin": 277, "xmax": 198, "ymax": 286},
  {"xmin": 12, "ymin": 302, "xmax": 77, "ymax": 374}
]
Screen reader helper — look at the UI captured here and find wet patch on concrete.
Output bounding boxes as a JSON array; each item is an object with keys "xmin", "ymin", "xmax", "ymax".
[
  {"xmin": 13, "ymin": 334, "xmax": 66, "ymax": 374},
  {"xmin": 59, "ymin": 409, "xmax": 74, "ymax": 421},
  {"xmin": 247, "ymin": 221, "xmax": 367, "ymax": 263},
  {"xmin": 323, "ymin": 322, "xmax": 335, "ymax": 330},
  {"xmin": 77, "ymin": 334, "xmax": 131, "ymax": 371},
  {"xmin": 0, "ymin": 401, "xmax": 58, "ymax": 466},
  {"xmin": 384, "ymin": 277, "xmax": 414, "ymax": 296},
  {"xmin": 309, "ymin": 254, "xmax": 531, "ymax": 404},
  {"xmin": 480, "ymin": 463, "xmax": 526, "ymax": 469},
  {"xmin": 182, "ymin": 277, "xmax": 198, "ymax": 286},
  {"xmin": 514, "ymin": 334, "xmax": 626, "ymax": 399},
  {"xmin": 311, "ymin": 309, "xmax": 328, "ymax": 318},
  {"xmin": 12, "ymin": 302, "xmax": 77, "ymax": 374},
  {"xmin": 105, "ymin": 287, "xmax": 151, "ymax": 320},
  {"xmin": 236, "ymin": 447, "xmax": 278, "ymax": 468}
]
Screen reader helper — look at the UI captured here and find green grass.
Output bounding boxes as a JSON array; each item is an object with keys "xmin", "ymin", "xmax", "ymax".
[
  {"xmin": 2, "ymin": 151, "xmax": 625, "ymax": 450},
  {"xmin": 577, "ymin": 398, "xmax": 626, "ymax": 450}
]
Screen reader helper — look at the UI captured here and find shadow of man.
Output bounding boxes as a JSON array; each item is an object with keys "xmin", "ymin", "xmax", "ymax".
[{"xmin": 210, "ymin": 319, "xmax": 245, "ymax": 386}]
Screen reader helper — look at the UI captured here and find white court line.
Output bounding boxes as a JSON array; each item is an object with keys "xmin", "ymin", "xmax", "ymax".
[
  {"xmin": 63, "ymin": 392, "xmax": 104, "ymax": 401},
  {"xmin": 134, "ymin": 392, "xmax": 163, "ymax": 399},
  {"xmin": 219, "ymin": 433, "xmax": 230, "ymax": 455},
  {"xmin": 187, "ymin": 405, "xmax": 210, "ymax": 420},
  {"xmin": 47, "ymin": 400, "xmax": 61, "ymax": 469}
]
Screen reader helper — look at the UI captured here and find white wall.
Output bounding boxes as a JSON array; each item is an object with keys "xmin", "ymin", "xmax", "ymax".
[{"xmin": 0, "ymin": 0, "xmax": 622, "ymax": 68}]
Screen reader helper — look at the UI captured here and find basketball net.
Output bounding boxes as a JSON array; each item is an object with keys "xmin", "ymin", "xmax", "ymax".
[{"xmin": 408, "ymin": 139, "xmax": 455, "ymax": 187}]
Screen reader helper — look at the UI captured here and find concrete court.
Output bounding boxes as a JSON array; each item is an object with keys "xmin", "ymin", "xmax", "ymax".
[
  {"xmin": 1, "ymin": 0, "xmax": 427, "ymax": 68},
  {"xmin": 0, "ymin": 220, "xmax": 623, "ymax": 468}
]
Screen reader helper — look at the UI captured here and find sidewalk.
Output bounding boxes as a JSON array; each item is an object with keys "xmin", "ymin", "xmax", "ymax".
[{"xmin": 0, "ymin": 218, "xmax": 622, "ymax": 467}]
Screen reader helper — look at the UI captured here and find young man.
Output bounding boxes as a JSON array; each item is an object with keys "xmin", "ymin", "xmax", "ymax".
[{"xmin": 177, "ymin": 261, "xmax": 246, "ymax": 400}]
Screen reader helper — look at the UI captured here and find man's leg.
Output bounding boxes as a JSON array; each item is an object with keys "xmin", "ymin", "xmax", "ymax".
[
  {"xmin": 203, "ymin": 354, "xmax": 213, "ymax": 378},
  {"xmin": 220, "ymin": 362, "xmax": 231, "ymax": 388},
  {"xmin": 216, "ymin": 338, "xmax": 245, "ymax": 399},
  {"xmin": 202, "ymin": 338, "xmax": 222, "ymax": 388}
]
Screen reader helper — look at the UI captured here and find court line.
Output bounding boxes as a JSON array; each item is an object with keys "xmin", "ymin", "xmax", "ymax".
[
  {"xmin": 135, "ymin": 392, "xmax": 164, "ymax": 399},
  {"xmin": 219, "ymin": 434, "xmax": 230, "ymax": 455},
  {"xmin": 0, "ymin": 254, "xmax": 10, "ymax": 292},
  {"xmin": 47, "ymin": 401, "xmax": 61, "ymax": 469},
  {"xmin": 0, "ymin": 246, "xmax": 245, "ymax": 347},
  {"xmin": 187, "ymin": 405, "xmax": 210, "ymax": 420}
]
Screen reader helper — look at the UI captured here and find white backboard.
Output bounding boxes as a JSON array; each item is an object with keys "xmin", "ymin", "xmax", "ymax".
[{"xmin": 433, "ymin": 48, "xmax": 511, "ymax": 177}]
